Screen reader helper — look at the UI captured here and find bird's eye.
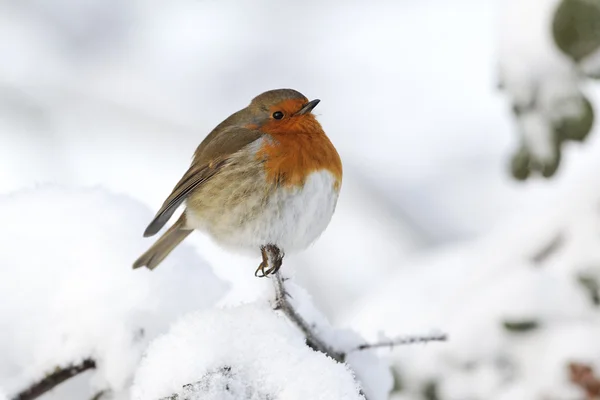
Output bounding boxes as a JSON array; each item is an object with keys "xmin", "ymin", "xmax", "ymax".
[{"xmin": 272, "ymin": 111, "xmax": 284, "ymax": 120}]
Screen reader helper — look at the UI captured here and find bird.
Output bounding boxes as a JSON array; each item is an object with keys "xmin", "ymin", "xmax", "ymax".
[{"xmin": 133, "ymin": 89, "xmax": 343, "ymax": 277}]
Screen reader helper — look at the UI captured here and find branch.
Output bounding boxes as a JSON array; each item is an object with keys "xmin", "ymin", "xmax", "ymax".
[
  {"xmin": 272, "ymin": 272, "xmax": 345, "ymax": 362},
  {"xmin": 351, "ymin": 331, "xmax": 448, "ymax": 352},
  {"xmin": 271, "ymin": 272, "xmax": 447, "ymax": 400},
  {"xmin": 272, "ymin": 272, "xmax": 447, "ymax": 358},
  {"xmin": 90, "ymin": 390, "xmax": 109, "ymax": 400},
  {"xmin": 12, "ymin": 358, "xmax": 96, "ymax": 400},
  {"xmin": 530, "ymin": 233, "xmax": 564, "ymax": 264}
]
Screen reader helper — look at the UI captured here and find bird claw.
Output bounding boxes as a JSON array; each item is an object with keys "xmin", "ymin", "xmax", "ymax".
[
  {"xmin": 255, "ymin": 245, "xmax": 283, "ymax": 278},
  {"xmin": 255, "ymin": 246, "xmax": 269, "ymax": 277},
  {"xmin": 254, "ymin": 261, "xmax": 269, "ymax": 278},
  {"xmin": 253, "ymin": 260, "xmax": 282, "ymax": 277},
  {"xmin": 264, "ymin": 259, "xmax": 282, "ymax": 276}
]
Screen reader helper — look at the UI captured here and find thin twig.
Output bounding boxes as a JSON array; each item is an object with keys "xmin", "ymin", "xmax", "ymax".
[
  {"xmin": 272, "ymin": 272, "xmax": 345, "ymax": 362},
  {"xmin": 89, "ymin": 390, "xmax": 108, "ymax": 400},
  {"xmin": 12, "ymin": 358, "xmax": 96, "ymax": 400},
  {"xmin": 530, "ymin": 233, "xmax": 564, "ymax": 264},
  {"xmin": 271, "ymin": 271, "xmax": 447, "ymax": 400},
  {"xmin": 352, "ymin": 332, "xmax": 448, "ymax": 352}
]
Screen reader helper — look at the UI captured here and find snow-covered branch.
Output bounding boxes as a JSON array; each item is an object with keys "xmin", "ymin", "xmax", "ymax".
[
  {"xmin": 0, "ymin": 188, "xmax": 448, "ymax": 400},
  {"xmin": 351, "ymin": 331, "xmax": 449, "ymax": 352},
  {"xmin": 272, "ymin": 272, "xmax": 345, "ymax": 362},
  {"xmin": 272, "ymin": 271, "xmax": 447, "ymax": 362},
  {"xmin": 13, "ymin": 359, "xmax": 96, "ymax": 400}
]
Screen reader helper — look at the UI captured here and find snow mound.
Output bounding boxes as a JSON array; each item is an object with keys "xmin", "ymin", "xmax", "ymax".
[
  {"xmin": 131, "ymin": 303, "xmax": 364, "ymax": 400},
  {"xmin": 0, "ymin": 186, "xmax": 227, "ymax": 397}
]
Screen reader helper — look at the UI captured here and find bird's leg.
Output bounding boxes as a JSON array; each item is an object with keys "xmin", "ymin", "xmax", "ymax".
[
  {"xmin": 254, "ymin": 246, "xmax": 270, "ymax": 277},
  {"xmin": 255, "ymin": 244, "xmax": 284, "ymax": 277},
  {"xmin": 263, "ymin": 244, "xmax": 284, "ymax": 276}
]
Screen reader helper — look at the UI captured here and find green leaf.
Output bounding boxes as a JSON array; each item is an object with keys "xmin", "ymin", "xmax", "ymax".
[{"xmin": 553, "ymin": 0, "xmax": 600, "ymax": 61}]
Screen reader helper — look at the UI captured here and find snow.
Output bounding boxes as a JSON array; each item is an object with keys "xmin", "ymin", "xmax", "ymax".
[
  {"xmin": 131, "ymin": 304, "xmax": 364, "ymax": 400},
  {"xmin": 0, "ymin": 187, "xmax": 393, "ymax": 400},
  {"xmin": 498, "ymin": 0, "xmax": 594, "ymax": 178},
  {"xmin": 132, "ymin": 277, "xmax": 392, "ymax": 400},
  {"xmin": 581, "ymin": 47, "xmax": 600, "ymax": 78},
  {"xmin": 0, "ymin": 187, "xmax": 227, "ymax": 398},
  {"xmin": 2, "ymin": 0, "xmax": 600, "ymax": 399},
  {"xmin": 343, "ymin": 338, "xmax": 395, "ymax": 400},
  {"xmin": 270, "ymin": 281, "xmax": 394, "ymax": 400},
  {"xmin": 343, "ymin": 158, "xmax": 600, "ymax": 399}
]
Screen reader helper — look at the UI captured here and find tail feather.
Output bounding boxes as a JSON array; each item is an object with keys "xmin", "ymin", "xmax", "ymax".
[{"xmin": 133, "ymin": 214, "xmax": 192, "ymax": 270}]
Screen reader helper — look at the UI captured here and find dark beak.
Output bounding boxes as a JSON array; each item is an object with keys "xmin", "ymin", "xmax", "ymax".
[{"xmin": 296, "ymin": 99, "xmax": 320, "ymax": 115}]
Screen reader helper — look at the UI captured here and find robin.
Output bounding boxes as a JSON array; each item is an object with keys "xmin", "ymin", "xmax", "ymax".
[{"xmin": 133, "ymin": 89, "xmax": 343, "ymax": 277}]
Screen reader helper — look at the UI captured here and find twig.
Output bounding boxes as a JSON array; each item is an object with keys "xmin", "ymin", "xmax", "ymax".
[
  {"xmin": 90, "ymin": 390, "xmax": 108, "ymax": 400},
  {"xmin": 351, "ymin": 332, "xmax": 448, "ymax": 352},
  {"xmin": 272, "ymin": 272, "xmax": 447, "ymax": 357},
  {"xmin": 530, "ymin": 233, "xmax": 564, "ymax": 264},
  {"xmin": 12, "ymin": 358, "xmax": 96, "ymax": 400},
  {"xmin": 271, "ymin": 272, "xmax": 447, "ymax": 400},
  {"xmin": 272, "ymin": 272, "xmax": 345, "ymax": 362}
]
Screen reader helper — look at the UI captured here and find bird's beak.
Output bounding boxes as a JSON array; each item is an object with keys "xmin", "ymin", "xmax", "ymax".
[{"xmin": 296, "ymin": 99, "xmax": 320, "ymax": 115}]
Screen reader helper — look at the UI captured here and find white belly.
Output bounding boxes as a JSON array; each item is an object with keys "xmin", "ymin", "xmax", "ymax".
[{"xmin": 189, "ymin": 170, "xmax": 340, "ymax": 254}]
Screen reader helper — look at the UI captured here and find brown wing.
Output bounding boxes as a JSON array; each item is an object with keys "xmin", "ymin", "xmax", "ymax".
[{"xmin": 143, "ymin": 126, "xmax": 263, "ymax": 237}]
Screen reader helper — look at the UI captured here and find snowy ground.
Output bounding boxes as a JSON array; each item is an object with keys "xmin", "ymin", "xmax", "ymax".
[
  {"xmin": 1, "ymin": 0, "xmax": 600, "ymax": 399},
  {"xmin": 0, "ymin": 187, "xmax": 227, "ymax": 398}
]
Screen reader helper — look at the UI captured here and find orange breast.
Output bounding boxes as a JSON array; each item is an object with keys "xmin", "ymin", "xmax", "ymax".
[{"xmin": 256, "ymin": 117, "xmax": 342, "ymax": 189}]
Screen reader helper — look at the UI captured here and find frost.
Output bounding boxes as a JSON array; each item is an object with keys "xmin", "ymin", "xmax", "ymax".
[
  {"xmin": 131, "ymin": 304, "xmax": 365, "ymax": 400},
  {"xmin": 0, "ymin": 187, "xmax": 227, "ymax": 397}
]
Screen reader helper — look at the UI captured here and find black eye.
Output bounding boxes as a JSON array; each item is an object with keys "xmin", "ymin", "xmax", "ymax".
[{"xmin": 272, "ymin": 111, "xmax": 284, "ymax": 120}]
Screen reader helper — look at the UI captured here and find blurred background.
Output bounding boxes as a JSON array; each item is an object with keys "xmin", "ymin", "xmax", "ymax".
[{"xmin": 2, "ymin": 0, "xmax": 600, "ymax": 398}]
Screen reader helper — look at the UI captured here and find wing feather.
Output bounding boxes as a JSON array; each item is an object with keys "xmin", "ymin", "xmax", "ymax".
[{"xmin": 142, "ymin": 127, "xmax": 262, "ymax": 237}]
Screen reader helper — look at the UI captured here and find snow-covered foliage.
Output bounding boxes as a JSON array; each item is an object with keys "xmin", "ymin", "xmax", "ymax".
[
  {"xmin": 498, "ymin": 0, "xmax": 596, "ymax": 179},
  {"xmin": 345, "ymin": 166, "xmax": 600, "ymax": 399},
  {"xmin": 553, "ymin": 0, "xmax": 600, "ymax": 76},
  {"xmin": 0, "ymin": 187, "xmax": 227, "ymax": 398},
  {"xmin": 131, "ymin": 304, "xmax": 364, "ymax": 400}
]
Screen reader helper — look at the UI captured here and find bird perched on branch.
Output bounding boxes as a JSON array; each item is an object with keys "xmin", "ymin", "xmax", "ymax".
[{"xmin": 133, "ymin": 89, "xmax": 342, "ymax": 277}]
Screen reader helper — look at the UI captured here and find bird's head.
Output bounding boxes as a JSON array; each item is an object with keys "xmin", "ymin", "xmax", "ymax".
[{"xmin": 245, "ymin": 89, "xmax": 322, "ymax": 135}]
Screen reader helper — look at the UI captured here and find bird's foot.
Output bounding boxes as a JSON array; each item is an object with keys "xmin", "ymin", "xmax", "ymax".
[
  {"xmin": 254, "ymin": 260, "xmax": 269, "ymax": 277},
  {"xmin": 255, "ymin": 245, "xmax": 270, "ymax": 277},
  {"xmin": 254, "ymin": 244, "xmax": 284, "ymax": 278}
]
